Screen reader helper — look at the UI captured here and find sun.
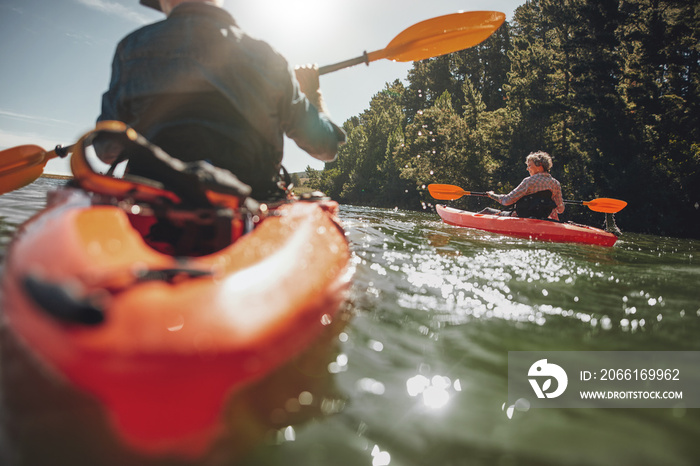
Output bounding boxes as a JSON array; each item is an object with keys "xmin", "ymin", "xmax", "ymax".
[
  {"xmin": 231, "ymin": 0, "xmax": 337, "ymax": 40},
  {"xmin": 262, "ymin": 0, "xmax": 334, "ymax": 29}
]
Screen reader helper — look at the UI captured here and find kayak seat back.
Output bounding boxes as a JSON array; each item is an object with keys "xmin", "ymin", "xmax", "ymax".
[{"xmin": 514, "ymin": 190, "xmax": 556, "ymax": 219}]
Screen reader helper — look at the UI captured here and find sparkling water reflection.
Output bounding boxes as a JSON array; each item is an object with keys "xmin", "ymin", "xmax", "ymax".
[{"xmin": 330, "ymin": 205, "xmax": 700, "ymax": 466}]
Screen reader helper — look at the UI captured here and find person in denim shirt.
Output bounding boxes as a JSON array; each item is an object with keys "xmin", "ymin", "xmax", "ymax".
[{"xmin": 98, "ymin": 0, "xmax": 345, "ymax": 199}]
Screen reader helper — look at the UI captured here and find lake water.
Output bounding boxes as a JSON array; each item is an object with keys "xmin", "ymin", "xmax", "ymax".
[{"xmin": 1, "ymin": 177, "xmax": 699, "ymax": 466}]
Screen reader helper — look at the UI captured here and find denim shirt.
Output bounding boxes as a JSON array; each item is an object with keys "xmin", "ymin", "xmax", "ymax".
[{"xmin": 98, "ymin": 3, "xmax": 344, "ymax": 177}]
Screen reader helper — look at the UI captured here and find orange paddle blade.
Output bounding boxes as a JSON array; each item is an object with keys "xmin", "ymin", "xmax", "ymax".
[
  {"xmin": 0, "ymin": 145, "xmax": 48, "ymax": 194},
  {"xmin": 583, "ymin": 198, "xmax": 627, "ymax": 214},
  {"xmin": 319, "ymin": 11, "xmax": 505, "ymax": 75},
  {"xmin": 375, "ymin": 11, "xmax": 506, "ymax": 63},
  {"xmin": 427, "ymin": 184, "xmax": 470, "ymax": 200}
]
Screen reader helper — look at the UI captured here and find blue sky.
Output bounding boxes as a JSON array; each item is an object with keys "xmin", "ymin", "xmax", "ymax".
[{"xmin": 0, "ymin": 0, "xmax": 523, "ymax": 175}]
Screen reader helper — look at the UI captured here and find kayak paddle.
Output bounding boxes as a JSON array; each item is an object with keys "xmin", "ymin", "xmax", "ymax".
[
  {"xmin": 319, "ymin": 11, "xmax": 506, "ymax": 75},
  {"xmin": 427, "ymin": 184, "xmax": 627, "ymax": 213},
  {"xmin": 0, "ymin": 144, "xmax": 71, "ymax": 195}
]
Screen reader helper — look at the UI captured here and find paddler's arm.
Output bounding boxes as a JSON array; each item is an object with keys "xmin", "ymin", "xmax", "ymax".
[
  {"xmin": 552, "ymin": 181, "xmax": 565, "ymax": 214},
  {"xmin": 488, "ymin": 178, "xmax": 532, "ymax": 206},
  {"xmin": 295, "ymin": 64, "xmax": 329, "ymax": 115},
  {"xmin": 286, "ymin": 64, "xmax": 346, "ymax": 162},
  {"xmin": 486, "ymin": 191, "xmax": 503, "ymax": 202}
]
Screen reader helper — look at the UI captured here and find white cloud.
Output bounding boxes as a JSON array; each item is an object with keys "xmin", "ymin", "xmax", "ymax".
[
  {"xmin": 74, "ymin": 0, "xmax": 154, "ymax": 24},
  {"xmin": 0, "ymin": 109, "xmax": 73, "ymax": 127}
]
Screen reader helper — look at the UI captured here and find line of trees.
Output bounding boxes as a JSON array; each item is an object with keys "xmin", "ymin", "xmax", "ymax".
[{"xmin": 306, "ymin": 0, "xmax": 699, "ymax": 238}]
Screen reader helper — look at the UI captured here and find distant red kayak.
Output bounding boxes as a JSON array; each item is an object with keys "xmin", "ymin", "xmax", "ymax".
[{"xmin": 436, "ymin": 204, "xmax": 618, "ymax": 247}]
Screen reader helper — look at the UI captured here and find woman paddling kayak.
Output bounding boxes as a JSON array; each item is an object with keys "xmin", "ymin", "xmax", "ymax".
[{"xmin": 481, "ymin": 151, "xmax": 565, "ymax": 220}]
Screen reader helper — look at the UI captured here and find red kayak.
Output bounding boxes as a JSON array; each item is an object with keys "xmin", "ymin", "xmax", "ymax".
[
  {"xmin": 1, "ymin": 123, "xmax": 352, "ymax": 457},
  {"xmin": 436, "ymin": 204, "xmax": 618, "ymax": 246}
]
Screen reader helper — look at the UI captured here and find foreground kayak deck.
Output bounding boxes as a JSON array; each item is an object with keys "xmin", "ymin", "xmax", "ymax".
[
  {"xmin": 436, "ymin": 204, "xmax": 618, "ymax": 247},
  {"xmin": 1, "ymin": 188, "xmax": 352, "ymax": 456}
]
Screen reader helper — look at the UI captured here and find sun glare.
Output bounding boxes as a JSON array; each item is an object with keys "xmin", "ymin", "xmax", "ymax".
[
  {"xmin": 249, "ymin": 0, "xmax": 336, "ymax": 36},
  {"xmin": 232, "ymin": 0, "xmax": 345, "ymax": 62}
]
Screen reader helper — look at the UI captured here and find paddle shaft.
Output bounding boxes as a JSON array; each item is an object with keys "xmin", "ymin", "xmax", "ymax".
[
  {"xmin": 427, "ymin": 184, "xmax": 627, "ymax": 213},
  {"xmin": 32, "ymin": 145, "xmax": 73, "ymax": 171},
  {"xmin": 319, "ymin": 52, "xmax": 370, "ymax": 75},
  {"xmin": 447, "ymin": 191, "xmax": 611, "ymax": 206}
]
